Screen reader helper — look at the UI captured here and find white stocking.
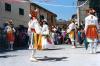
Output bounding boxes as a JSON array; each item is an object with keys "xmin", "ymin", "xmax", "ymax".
[
  {"xmin": 89, "ymin": 42, "xmax": 93, "ymax": 53},
  {"xmin": 93, "ymin": 39, "xmax": 97, "ymax": 53},
  {"xmin": 31, "ymin": 49, "xmax": 36, "ymax": 57}
]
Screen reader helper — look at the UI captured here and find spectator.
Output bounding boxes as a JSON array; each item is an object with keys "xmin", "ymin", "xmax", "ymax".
[{"xmin": 4, "ymin": 19, "xmax": 16, "ymax": 50}]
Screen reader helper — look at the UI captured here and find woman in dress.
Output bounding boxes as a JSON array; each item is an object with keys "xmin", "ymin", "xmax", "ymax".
[
  {"xmin": 67, "ymin": 19, "xmax": 76, "ymax": 48},
  {"xmin": 41, "ymin": 19, "xmax": 54, "ymax": 49},
  {"xmin": 5, "ymin": 20, "xmax": 15, "ymax": 50},
  {"xmin": 84, "ymin": 8, "xmax": 99, "ymax": 54}
]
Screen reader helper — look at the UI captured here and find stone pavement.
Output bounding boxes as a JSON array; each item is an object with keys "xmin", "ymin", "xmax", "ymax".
[{"xmin": 0, "ymin": 44, "xmax": 100, "ymax": 66}]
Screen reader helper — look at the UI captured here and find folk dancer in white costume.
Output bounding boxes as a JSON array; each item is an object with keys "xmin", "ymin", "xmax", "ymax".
[
  {"xmin": 84, "ymin": 8, "xmax": 99, "ymax": 54},
  {"xmin": 67, "ymin": 20, "xmax": 76, "ymax": 48},
  {"xmin": 29, "ymin": 9, "xmax": 42, "ymax": 62},
  {"xmin": 41, "ymin": 19, "xmax": 54, "ymax": 49},
  {"xmin": 4, "ymin": 20, "xmax": 16, "ymax": 50},
  {"xmin": 28, "ymin": 16, "xmax": 33, "ymax": 49}
]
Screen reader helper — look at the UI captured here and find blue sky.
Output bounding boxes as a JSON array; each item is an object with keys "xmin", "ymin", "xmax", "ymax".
[{"xmin": 32, "ymin": 0, "xmax": 77, "ymax": 20}]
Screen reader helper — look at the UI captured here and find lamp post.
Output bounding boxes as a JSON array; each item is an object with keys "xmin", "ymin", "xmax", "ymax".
[{"xmin": 77, "ymin": 0, "xmax": 80, "ymax": 26}]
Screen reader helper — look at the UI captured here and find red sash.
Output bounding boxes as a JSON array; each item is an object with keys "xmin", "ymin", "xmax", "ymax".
[{"xmin": 31, "ymin": 28, "xmax": 36, "ymax": 33}]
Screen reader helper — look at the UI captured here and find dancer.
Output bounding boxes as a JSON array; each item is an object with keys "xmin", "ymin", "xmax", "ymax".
[
  {"xmin": 4, "ymin": 20, "xmax": 15, "ymax": 50},
  {"xmin": 28, "ymin": 15, "xmax": 33, "ymax": 49},
  {"xmin": 84, "ymin": 8, "xmax": 99, "ymax": 54},
  {"xmin": 29, "ymin": 9, "xmax": 42, "ymax": 61},
  {"xmin": 41, "ymin": 19, "xmax": 54, "ymax": 49},
  {"xmin": 67, "ymin": 19, "xmax": 76, "ymax": 48}
]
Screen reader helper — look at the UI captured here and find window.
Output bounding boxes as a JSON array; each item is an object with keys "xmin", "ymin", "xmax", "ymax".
[
  {"xmin": 19, "ymin": 8, "xmax": 24, "ymax": 15},
  {"xmin": 5, "ymin": 3, "xmax": 11, "ymax": 12}
]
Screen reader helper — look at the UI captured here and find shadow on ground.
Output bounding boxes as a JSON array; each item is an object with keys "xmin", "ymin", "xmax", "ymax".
[
  {"xmin": 43, "ymin": 48, "xmax": 64, "ymax": 51},
  {"xmin": 0, "ymin": 50, "xmax": 17, "ymax": 54},
  {"xmin": 37, "ymin": 56, "xmax": 68, "ymax": 62},
  {"xmin": 0, "ymin": 55, "xmax": 18, "ymax": 58},
  {"xmin": 0, "ymin": 47, "xmax": 28, "ymax": 54},
  {"xmin": 96, "ymin": 51, "xmax": 100, "ymax": 54}
]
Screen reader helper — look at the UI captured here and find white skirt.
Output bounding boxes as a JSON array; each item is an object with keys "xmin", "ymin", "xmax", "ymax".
[
  {"xmin": 87, "ymin": 38, "xmax": 98, "ymax": 43},
  {"xmin": 42, "ymin": 36, "xmax": 54, "ymax": 49}
]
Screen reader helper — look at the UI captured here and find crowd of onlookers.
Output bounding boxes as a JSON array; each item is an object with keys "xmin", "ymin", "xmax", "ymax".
[
  {"xmin": 0, "ymin": 21, "xmax": 100, "ymax": 50},
  {"xmin": 51, "ymin": 22, "xmax": 85, "ymax": 45}
]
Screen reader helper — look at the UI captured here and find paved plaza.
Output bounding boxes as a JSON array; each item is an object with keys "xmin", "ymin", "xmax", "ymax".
[{"xmin": 0, "ymin": 45, "xmax": 100, "ymax": 66}]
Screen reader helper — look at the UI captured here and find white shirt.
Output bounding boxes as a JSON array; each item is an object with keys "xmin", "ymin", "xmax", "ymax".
[
  {"xmin": 28, "ymin": 20, "xmax": 32, "ymax": 33},
  {"xmin": 5, "ymin": 26, "xmax": 15, "ymax": 32},
  {"xmin": 67, "ymin": 22, "xmax": 76, "ymax": 33},
  {"xmin": 42, "ymin": 24, "xmax": 49, "ymax": 35},
  {"xmin": 28, "ymin": 19, "xmax": 42, "ymax": 34},
  {"xmin": 84, "ymin": 14, "xmax": 99, "ymax": 31}
]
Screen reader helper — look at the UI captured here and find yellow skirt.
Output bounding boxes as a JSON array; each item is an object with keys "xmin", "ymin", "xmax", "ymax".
[
  {"xmin": 33, "ymin": 33, "xmax": 42, "ymax": 50},
  {"xmin": 69, "ymin": 31, "xmax": 75, "ymax": 39}
]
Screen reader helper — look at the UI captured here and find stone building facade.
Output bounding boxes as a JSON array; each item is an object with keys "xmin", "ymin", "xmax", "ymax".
[{"xmin": 0, "ymin": 0, "xmax": 57, "ymax": 29}]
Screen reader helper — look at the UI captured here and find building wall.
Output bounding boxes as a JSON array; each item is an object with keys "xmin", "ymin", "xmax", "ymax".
[
  {"xmin": 56, "ymin": 19, "xmax": 68, "ymax": 30},
  {"xmin": 78, "ymin": 0, "xmax": 89, "ymax": 22},
  {"xmin": 0, "ymin": 0, "xmax": 57, "ymax": 29},
  {"xmin": 79, "ymin": 0, "xmax": 100, "ymax": 22},
  {"xmin": 90, "ymin": 0, "xmax": 100, "ymax": 21},
  {"xmin": 0, "ymin": 0, "xmax": 30, "ymax": 27},
  {"xmin": 47, "ymin": 12, "xmax": 57, "ymax": 31}
]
